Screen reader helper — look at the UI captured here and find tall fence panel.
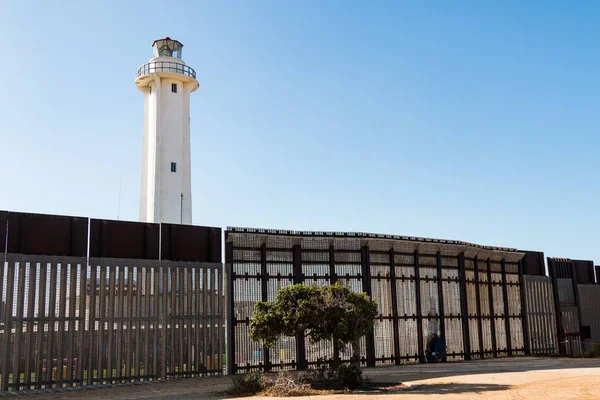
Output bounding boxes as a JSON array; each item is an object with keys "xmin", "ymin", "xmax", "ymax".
[
  {"xmin": 522, "ymin": 275, "xmax": 557, "ymax": 355},
  {"xmin": 548, "ymin": 258, "xmax": 582, "ymax": 356},
  {"xmin": 0, "ymin": 254, "xmax": 223, "ymax": 392},
  {"xmin": 394, "ymin": 251, "xmax": 419, "ymax": 364},
  {"xmin": 367, "ymin": 244, "xmax": 394, "ymax": 366},
  {"xmin": 577, "ymin": 285, "xmax": 600, "ymax": 354},
  {"xmin": 226, "ymin": 228, "xmax": 528, "ymax": 374}
]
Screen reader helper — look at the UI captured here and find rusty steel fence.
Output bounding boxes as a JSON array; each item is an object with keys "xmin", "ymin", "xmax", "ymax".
[
  {"xmin": 0, "ymin": 253, "xmax": 224, "ymax": 392},
  {"xmin": 522, "ymin": 275, "xmax": 558, "ymax": 355},
  {"xmin": 5, "ymin": 210, "xmax": 600, "ymax": 391},
  {"xmin": 225, "ymin": 228, "xmax": 530, "ymax": 374}
]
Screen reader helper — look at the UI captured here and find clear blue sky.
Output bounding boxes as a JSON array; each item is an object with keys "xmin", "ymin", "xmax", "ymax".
[{"xmin": 0, "ymin": 1, "xmax": 598, "ymax": 264}]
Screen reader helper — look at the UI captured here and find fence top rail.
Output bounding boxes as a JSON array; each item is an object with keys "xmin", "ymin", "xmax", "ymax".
[
  {"xmin": 3, "ymin": 253, "xmax": 87, "ymax": 263},
  {"xmin": 1, "ymin": 253, "xmax": 221, "ymax": 270},
  {"xmin": 523, "ymin": 275, "xmax": 553, "ymax": 282},
  {"xmin": 226, "ymin": 227, "xmax": 525, "ymax": 262},
  {"xmin": 89, "ymin": 257, "xmax": 222, "ymax": 269},
  {"xmin": 226, "ymin": 226, "xmax": 520, "ymax": 251}
]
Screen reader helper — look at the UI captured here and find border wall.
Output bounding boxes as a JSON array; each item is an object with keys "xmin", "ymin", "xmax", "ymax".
[
  {"xmin": 2, "ymin": 209, "xmax": 600, "ymax": 392},
  {"xmin": 0, "ymin": 211, "xmax": 224, "ymax": 392},
  {"xmin": 225, "ymin": 228, "xmax": 550, "ymax": 374}
]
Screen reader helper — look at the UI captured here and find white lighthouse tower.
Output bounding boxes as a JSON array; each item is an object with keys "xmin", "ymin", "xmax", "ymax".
[{"xmin": 135, "ymin": 37, "xmax": 198, "ymax": 224}]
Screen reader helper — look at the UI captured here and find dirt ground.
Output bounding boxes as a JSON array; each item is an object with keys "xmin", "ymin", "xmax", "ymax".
[{"xmin": 14, "ymin": 357, "xmax": 600, "ymax": 400}]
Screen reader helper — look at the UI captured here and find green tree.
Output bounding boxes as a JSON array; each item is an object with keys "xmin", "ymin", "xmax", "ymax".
[{"xmin": 250, "ymin": 283, "xmax": 378, "ymax": 364}]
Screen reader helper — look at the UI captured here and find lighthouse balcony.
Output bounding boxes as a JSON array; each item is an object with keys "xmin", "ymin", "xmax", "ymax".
[{"xmin": 136, "ymin": 60, "xmax": 197, "ymax": 88}]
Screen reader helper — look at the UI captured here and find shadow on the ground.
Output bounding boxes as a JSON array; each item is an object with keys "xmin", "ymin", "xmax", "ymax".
[
  {"xmin": 357, "ymin": 382, "xmax": 510, "ymax": 396},
  {"xmin": 362, "ymin": 357, "xmax": 600, "ymax": 383},
  {"xmin": 212, "ymin": 383, "xmax": 511, "ymax": 399},
  {"xmin": 215, "ymin": 382, "xmax": 511, "ymax": 398}
]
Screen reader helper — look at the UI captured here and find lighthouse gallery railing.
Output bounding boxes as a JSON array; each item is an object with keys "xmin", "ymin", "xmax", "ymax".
[{"xmin": 137, "ymin": 61, "xmax": 196, "ymax": 79}]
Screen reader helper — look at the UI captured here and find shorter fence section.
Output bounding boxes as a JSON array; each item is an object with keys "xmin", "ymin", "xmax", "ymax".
[
  {"xmin": 0, "ymin": 254, "xmax": 224, "ymax": 392},
  {"xmin": 226, "ymin": 228, "xmax": 529, "ymax": 374}
]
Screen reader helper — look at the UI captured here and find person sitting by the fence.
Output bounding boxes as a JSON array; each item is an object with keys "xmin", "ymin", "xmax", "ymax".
[{"xmin": 425, "ymin": 332, "xmax": 446, "ymax": 363}]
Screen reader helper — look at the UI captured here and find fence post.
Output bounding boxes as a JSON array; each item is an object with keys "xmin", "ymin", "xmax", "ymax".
[
  {"xmin": 389, "ymin": 248, "xmax": 401, "ymax": 365},
  {"xmin": 547, "ymin": 259, "xmax": 564, "ymax": 355},
  {"xmin": 570, "ymin": 259, "xmax": 583, "ymax": 353},
  {"xmin": 501, "ymin": 259, "xmax": 512, "ymax": 356},
  {"xmin": 161, "ymin": 264, "xmax": 168, "ymax": 379},
  {"xmin": 152, "ymin": 263, "xmax": 160, "ymax": 379},
  {"xmin": 329, "ymin": 243, "xmax": 341, "ymax": 361},
  {"xmin": 518, "ymin": 258, "xmax": 531, "ymax": 355},
  {"xmin": 260, "ymin": 243, "xmax": 270, "ymax": 372},
  {"xmin": 12, "ymin": 256, "xmax": 26, "ymax": 390},
  {"xmin": 329, "ymin": 244, "xmax": 337, "ymax": 285},
  {"xmin": 86, "ymin": 263, "xmax": 97, "ymax": 385},
  {"xmin": 458, "ymin": 252, "xmax": 471, "ymax": 360},
  {"xmin": 292, "ymin": 244, "xmax": 307, "ymax": 370},
  {"xmin": 486, "ymin": 258, "xmax": 498, "ymax": 357},
  {"xmin": 1, "ymin": 256, "xmax": 14, "ymax": 392},
  {"xmin": 413, "ymin": 250, "xmax": 424, "ymax": 363},
  {"xmin": 474, "ymin": 257, "xmax": 484, "ymax": 358},
  {"xmin": 225, "ymin": 241, "xmax": 235, "ymax": 375},
  {"xmin": 0, "ymin": 254, "xmax": 4, "ymax": 391},
  {"xmin": 435, "ymin": 252, "xmax": 445, "ymax": 360},
  {"xmin": 361, "ymin": 245, "xmax": 376, "ymax": 368}
]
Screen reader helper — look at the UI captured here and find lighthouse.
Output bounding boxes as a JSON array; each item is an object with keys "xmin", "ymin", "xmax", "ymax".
[{"xmin": 135, "ymin": 37, "xmax": 198, "ymax": 224}]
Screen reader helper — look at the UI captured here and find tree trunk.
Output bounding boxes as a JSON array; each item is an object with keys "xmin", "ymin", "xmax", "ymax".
[
  {"xmin": 333, "ymin": 337, "xmax": 341, "ymax": 362},
  {"xmin": 352, "ymin": 339, "xmax": 361, "ymax": 365}
]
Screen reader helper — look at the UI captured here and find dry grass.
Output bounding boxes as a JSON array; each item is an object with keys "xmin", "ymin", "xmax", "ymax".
[
  {"xmin": 255, "ymin": 371, "xmax": 408, "ymax": 397},
  {"xmin": 257, "ymin": 371, "xmax": 341, "ymax": 397},
  {"xmin": 229, "ymin": 367, "xmax": 407, "ymax": 397}
]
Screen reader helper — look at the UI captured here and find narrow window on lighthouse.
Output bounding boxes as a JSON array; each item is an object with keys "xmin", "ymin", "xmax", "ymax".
[
  {"xmin": 171, "ymin": 83, "xmax": 177, "ymax": 93},
  {"xmin": 171, "ymin": 162, "xmax": 177, "ymax": 173},
  {"xmin": 149, "ymin": 85, "xmax": 152, "ymax": 94}
]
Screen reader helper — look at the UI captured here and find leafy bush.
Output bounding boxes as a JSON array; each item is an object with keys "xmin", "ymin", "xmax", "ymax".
[
  {"xmin": 229, "ymin": 371, "xmax": 265, "ymax": 396},
  {"xmin": 333, "ymin": 363, "xmax": 364, "ymax": 389},
  {"xmin": 238, "ymin": 283, "xmax": 377, "ymax": 396},
  {"xmin": 300, "ymin": 361, "xmax": 364, "ymax": 390},
  {"xmin": 250, "ymin": 283, "xmax": 378, "ymax": 362}
]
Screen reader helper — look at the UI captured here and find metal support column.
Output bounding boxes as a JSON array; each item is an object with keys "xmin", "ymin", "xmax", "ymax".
[
  {"xmin": 435, "ymin": 252, "xmax": 446, "ymax": 359},
  {"xmin": 414, "ymin": 250, "xmax": 424, "ymax": 363},
  {"xmin": 548, "ymin": 259, "xmax": 565, "ymax": 355},
  {"xmin": 389, "ymin": 248, "xmax": 401, "ymax": 365},
  {"xmin": 500, "ymin": 259, "xmax": 512, "ymax": 355},
  {"xmin": 361, "ymin": 245, "xmax": 376, "ymax": 367},
  {"xmin": 1, "ymin": 257, "xmax": 14, "ymax": 392},
  {"xmin": 518, "ymin": 258, "xmax": 531, "ymax": 355},
  {"xmin": 226, "ymin": 241, "xmax": 236, "ymax": 375},
  {"xmin": 292, "ymin": 244, "xmax": 307, "ymax": 369},
  {"xmin": 487, "ymin": 258, "xmax": 498, "ymax": 357},
  {"xmin": 458, "ymin": 252, "xmax": 472, "ymax": 360},
  {"xmin": 571, "ymin": 260, "xmax": 583, "ymax": 351},
  {"xmin": 260, "ymin": 243, "xmax": 271, "ymax": 371},
  {"xmin": 329, "ymin": 244, "xmax": 337, "ymax": 285},
  {"xmin": 474, "ymin": 256, "xmax": 484, "ymax": 358}
]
